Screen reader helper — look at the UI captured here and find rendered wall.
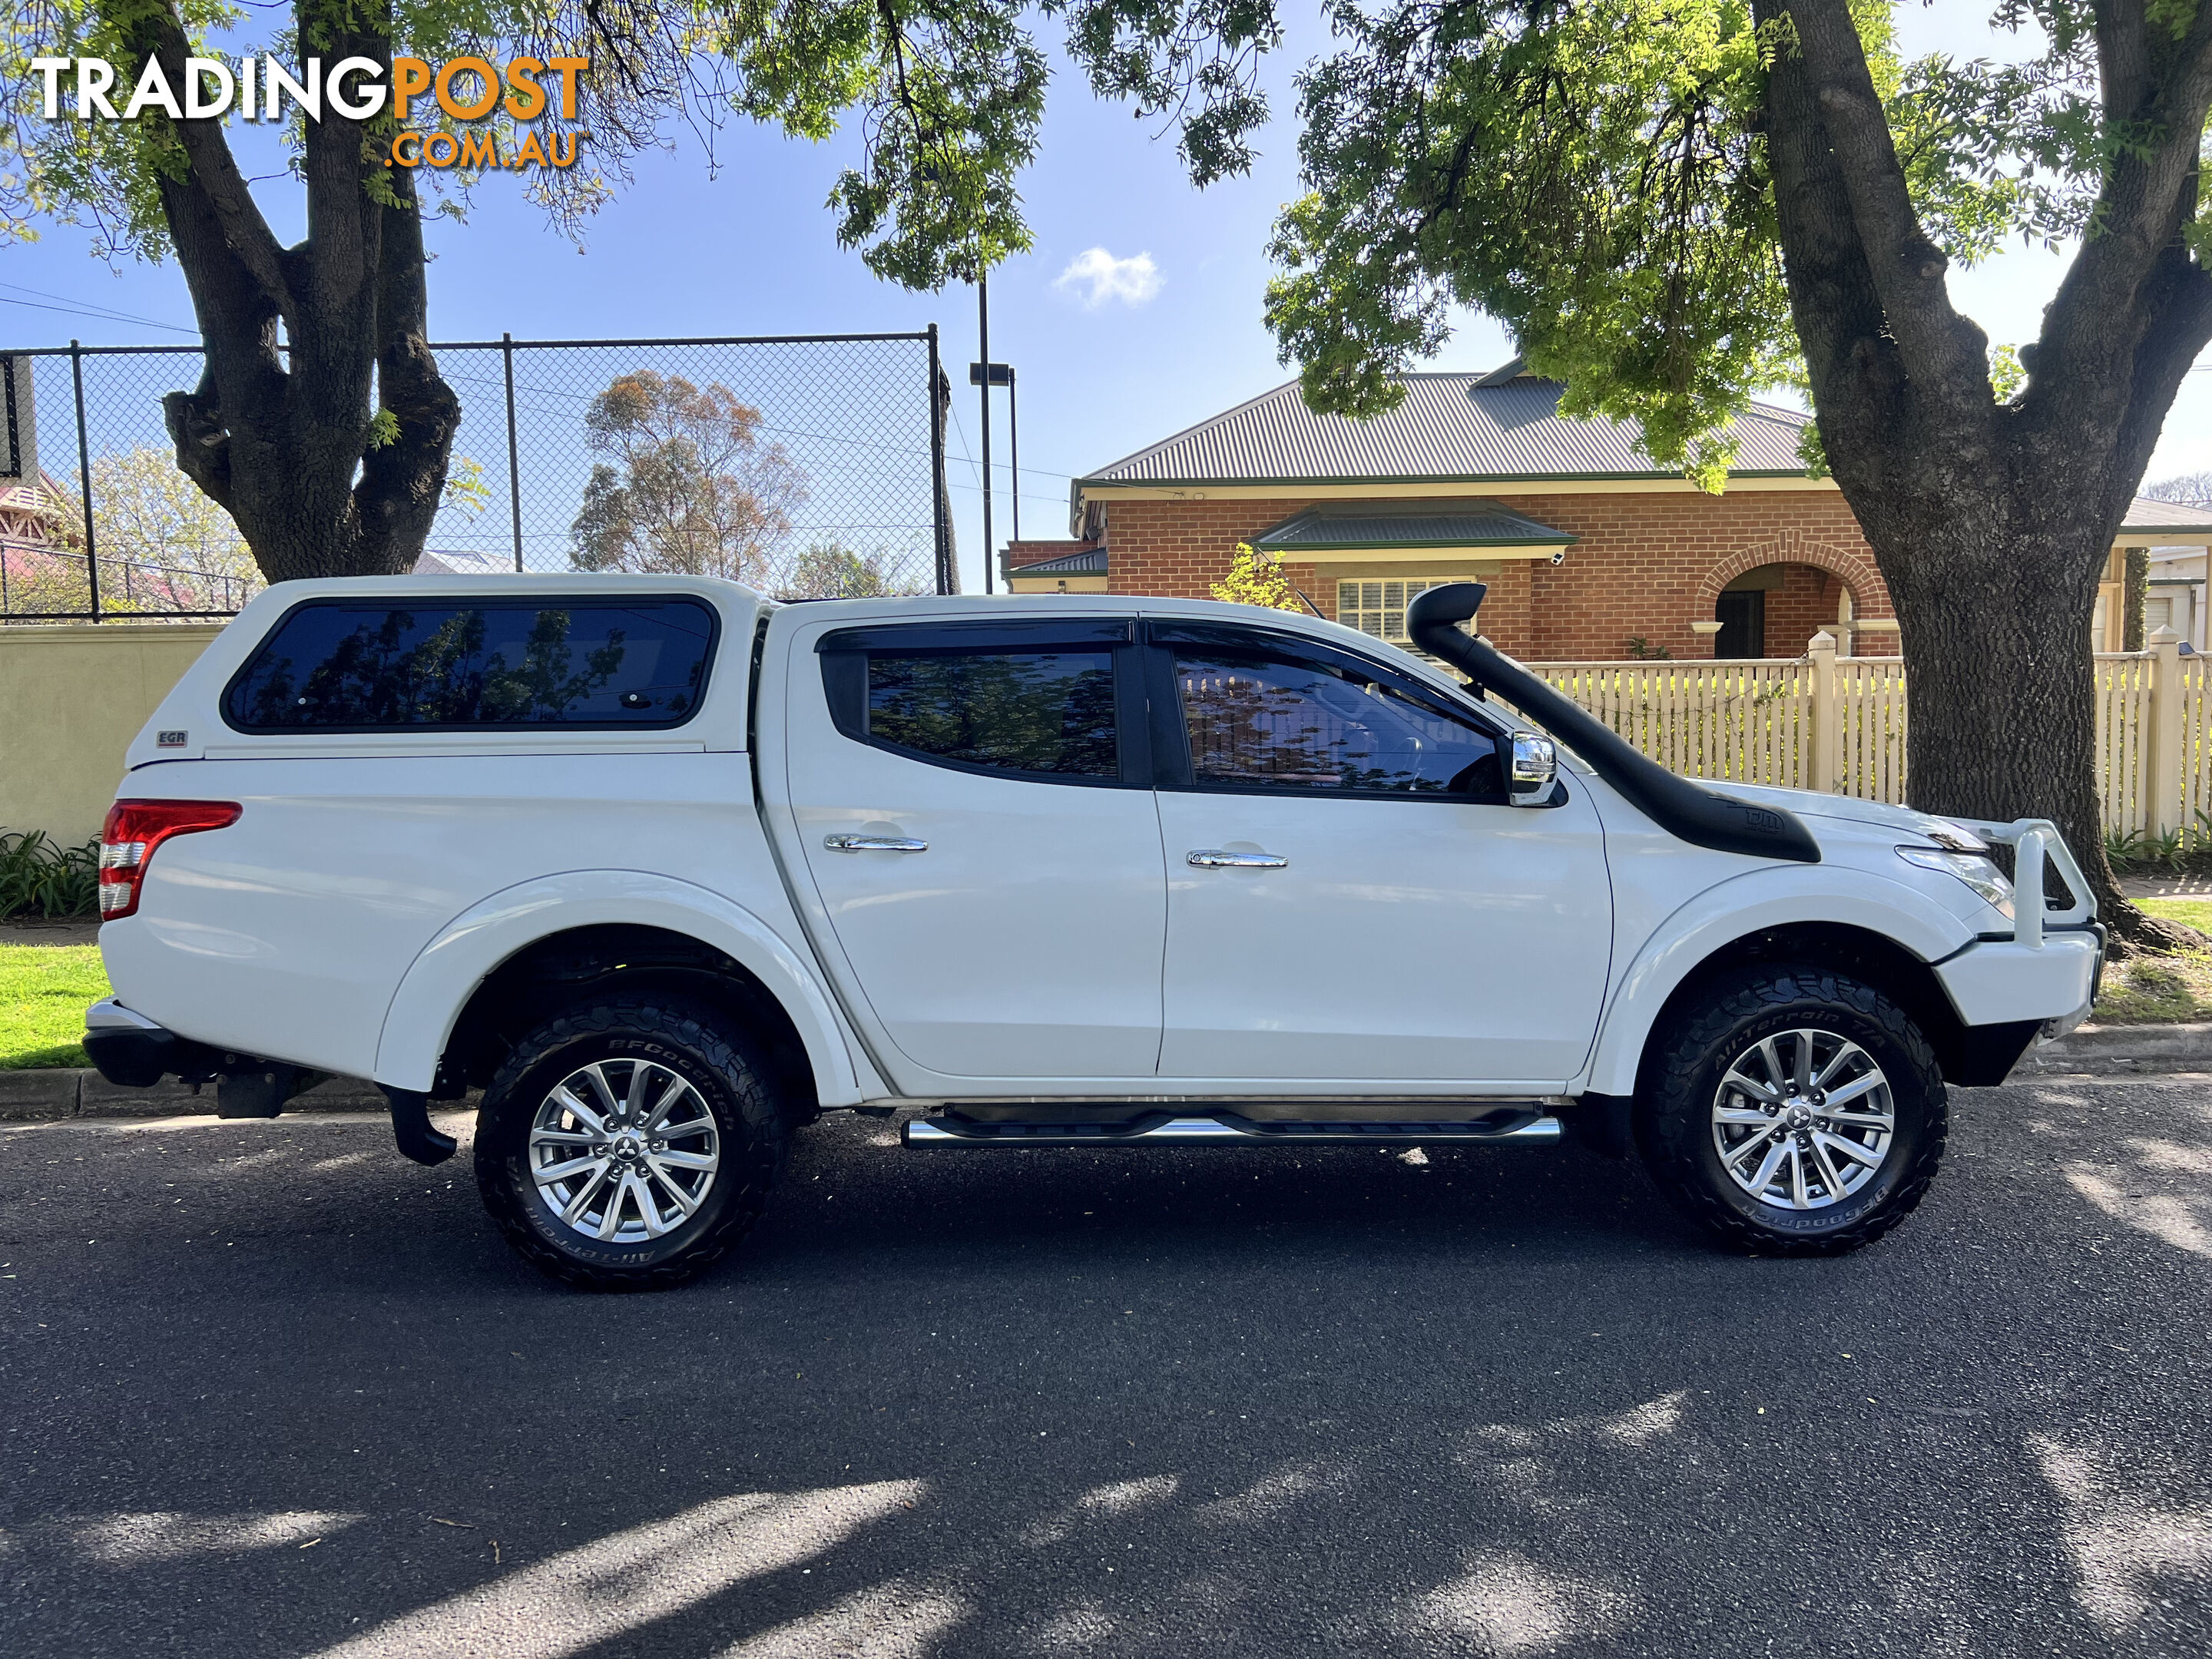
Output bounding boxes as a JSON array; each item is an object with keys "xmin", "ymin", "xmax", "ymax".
[{"xmin": 0, "ymin": 623, "xmax": 226, "ymax": 843}]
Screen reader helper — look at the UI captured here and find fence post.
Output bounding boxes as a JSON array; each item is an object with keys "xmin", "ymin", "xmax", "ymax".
[
  {"xmin": 927, "ymin": 323, "xmax": 952, "ymax": 595},
  {"xmin": 502, "ymin": 333, "xmax": 524, "ymax": 572},
  {"xmin": 69, "ymin": 339, "xmax": 101, "ymax": 622},
  {"xmin": 1808, "ymin": 630, "xmax": 1838, "ymax": 792},
  {"xmin": 2150, "ymin": 624, "xmax": 2184, "ymax": 837}
]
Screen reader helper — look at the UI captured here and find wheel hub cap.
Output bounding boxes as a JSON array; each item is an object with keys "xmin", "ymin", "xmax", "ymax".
[
  {"xmin": 1710, "ymin": 1028, "xmax": 1895, "ymax": 1211},
  {"xmin": 528, "ymin": 1058, "xmax": 720, "ymax": 1243}
]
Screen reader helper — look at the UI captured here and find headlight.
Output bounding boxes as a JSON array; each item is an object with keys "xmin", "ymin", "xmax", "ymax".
[
  {"xmin": 1897, "ymin": 845, "xmax": 2014, "ymax": 916},
  {"xmin": 1922, "ymin": 820, "xmax": 1990, "ymax": 855}
]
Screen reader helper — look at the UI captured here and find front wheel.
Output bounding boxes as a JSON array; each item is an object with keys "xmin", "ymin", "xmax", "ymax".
[
  {"xmin": 1637, "ymin": 964, "xmax": 1947, "ymax": 1255},
  {"xmin": 475, "ymin": 999, "xmax": 787, "ymax": 1290}
]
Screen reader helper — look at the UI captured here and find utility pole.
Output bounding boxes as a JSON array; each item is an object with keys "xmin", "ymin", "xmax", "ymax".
[
  {"xmin": 971, "ymin": 277, "xmax": 1019, "ymax": 589},
  {"xmin": 977, "ymin": 272, "xmax": 994, "ymax": 594}
]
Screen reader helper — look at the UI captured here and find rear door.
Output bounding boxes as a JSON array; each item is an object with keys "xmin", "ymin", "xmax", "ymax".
[
  {"xmin": 780, "ymin": 614, "xmax": 1167, "ymax": 1086},
  {"xmin": 1146, "ymin": 620, "xmax": 1613, "ymax": 1088}
]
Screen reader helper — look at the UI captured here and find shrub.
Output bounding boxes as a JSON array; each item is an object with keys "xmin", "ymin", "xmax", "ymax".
[{"xmin": 0, "ymin": 832, "xmax": 101, "ymax": 920}]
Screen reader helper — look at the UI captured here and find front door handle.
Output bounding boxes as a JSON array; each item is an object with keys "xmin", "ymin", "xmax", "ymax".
[
  {"xmin": 1187, "ymin": 849, "xmax": 1287, "ymax": 869},
  {"xmin": 826, "ymin": 834, "xmax": 929, "ymax": 853}
]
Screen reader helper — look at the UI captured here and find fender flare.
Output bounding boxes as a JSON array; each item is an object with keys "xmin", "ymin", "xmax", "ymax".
[
  {"xmin": 372, "ymin": 870, "xmax": 863, "ymax": 1105},
  {"xmin": 1580, "ymin": 866, "xmax": 1975, "ymax": 1098}
]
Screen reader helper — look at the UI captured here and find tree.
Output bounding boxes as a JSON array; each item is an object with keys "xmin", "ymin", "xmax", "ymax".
[
  {"xmin": 1204, "ymin": 2, "xmax": 2212, "ymax": 941},
  {"xmin": 78, "ymin": 443, "xmax": 262, "ymax": 611},
  {"xmin": 780, "ymin": 541, "xmax": 929, "ymax": 599},
  {"xmin": 1210, "ymin": 542, "xmax": 1305, "ymax": 610},
  {"xmin": 0, "ymin": 0, "xmax": 1069, "ymax": 584},
  {"xmin": 2144, "ymin": 471, "xmax": 2212, "ymax": 506},
  {"xmin": 569, "ymin": 369, "xmax": 806, "ymax": 585}
]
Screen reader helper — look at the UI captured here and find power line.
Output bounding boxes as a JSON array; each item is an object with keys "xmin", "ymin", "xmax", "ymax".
[{"xmin": 0, "ymin": 282, "xmax": 196, "ymax": 335}]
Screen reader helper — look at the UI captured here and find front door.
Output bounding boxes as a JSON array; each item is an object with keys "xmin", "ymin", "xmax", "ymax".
[
  {"xmin": 783, "ymin": 615, "xmax": 1167, "ymax": 1085},
  {"xmin": 1147, "ymin": 621, "xmax": 1613, "ymax": 1087},
  {"xmin": 1714, "ymin": 589, "xmax": 1766, "ymax": 658}
]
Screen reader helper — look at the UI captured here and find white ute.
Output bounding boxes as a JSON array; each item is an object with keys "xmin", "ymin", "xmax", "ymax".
[{"xmin": 82, "ymin": 575, "xmax": 2101, "ymax": 1287}]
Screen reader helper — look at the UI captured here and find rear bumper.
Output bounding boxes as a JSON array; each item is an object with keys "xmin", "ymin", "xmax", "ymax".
[{"xmin": 81, "ymin": 998, "xmax": 220, "ymax": 1088}]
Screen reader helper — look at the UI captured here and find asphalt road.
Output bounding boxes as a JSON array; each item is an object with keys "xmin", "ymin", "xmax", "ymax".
[{"xmin": 3, "ymin": 1077, "xmax": 2209, "ymax": 1659}]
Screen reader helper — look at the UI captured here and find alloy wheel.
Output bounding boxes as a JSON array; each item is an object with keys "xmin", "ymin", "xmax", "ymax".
[
  {"xmin": 1710, "ymin": 1028, "xmax": 1894, "ymax": 1210},
  {"xmin": 528, "ymin": 1058, "xmax": 721, "ymax": 1243}
]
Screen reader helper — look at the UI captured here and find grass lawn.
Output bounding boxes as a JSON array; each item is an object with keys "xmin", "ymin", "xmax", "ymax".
[
  {"xmin": 0, "ymin": 943, "xmax": 109, "ymax": 1069},
  {"xmin": 2087, "ymin": 898, "xmax": 2212, "ymax": 1025}
]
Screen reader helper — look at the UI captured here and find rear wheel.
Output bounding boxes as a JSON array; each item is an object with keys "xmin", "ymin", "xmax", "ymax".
[
  {"xmin": 475, "ymin": 999, "xmax": 786, "ymax": 1290},
  {"xmin": 1637, "ymin": 964, "xmax": 1946, "ymax": 1255}
]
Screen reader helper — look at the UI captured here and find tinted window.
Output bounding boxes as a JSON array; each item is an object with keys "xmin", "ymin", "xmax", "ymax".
[
  {"xmin": 1174, "ymin": 647, "xmax": 1501, "ymax": 797},
  {"xmin": 226, "ymin": 601, "xmax": 716, "ymax": 730},
  {"xmin": 861, "ymin": 649, "xmax": 1119, "ymax": 777}
]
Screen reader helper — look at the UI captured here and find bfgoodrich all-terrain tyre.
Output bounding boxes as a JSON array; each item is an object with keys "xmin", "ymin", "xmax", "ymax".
[
  {"xmin": 1637, "ymin": 963, "xmax": 1947, "ymax": 1256},
  {"xmin": 475, "ymin": 999, "xmax": 788, "ymax": 1290}
]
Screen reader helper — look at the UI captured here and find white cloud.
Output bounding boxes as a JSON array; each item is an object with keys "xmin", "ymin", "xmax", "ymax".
[{"xmin": 1054, "ymin": 248, "xmax": 1163, "ymax": 309}]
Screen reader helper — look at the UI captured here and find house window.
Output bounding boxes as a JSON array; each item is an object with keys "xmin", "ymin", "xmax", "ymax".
[
  {"xmin": 2147, "ymin": 596, "xmax": 2174, "ymax": 633},
  {"xmin": 1336, "ymin": 578, "xmax": 1459, "ymax": 644}
]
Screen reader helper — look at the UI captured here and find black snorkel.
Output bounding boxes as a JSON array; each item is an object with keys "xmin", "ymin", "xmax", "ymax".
[{"xmin": 1408, "ymin": 583, "xmax": 1820, "ymax": 863}]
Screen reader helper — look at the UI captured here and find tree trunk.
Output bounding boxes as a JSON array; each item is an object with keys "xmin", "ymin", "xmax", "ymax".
[
  {"xmin": 2122, "ymin": 547, "xmax": 2148, "ymax": 652},
  {"xmin": 1869, "ymin": 507, "xmax": 2107, "ymax": 881},
  {"xmin": 1760, "ymin": 0, "xmax": 2212, "ymax": 950},
  {"xmin": 134, "ymin": 3, "xmax": 458, "ymax": 583}
]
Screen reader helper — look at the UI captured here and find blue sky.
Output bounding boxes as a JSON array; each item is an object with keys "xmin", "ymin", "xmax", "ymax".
[{"xmin": 8, "ymin": 8, "xmax": 2207, "ymax": 593}]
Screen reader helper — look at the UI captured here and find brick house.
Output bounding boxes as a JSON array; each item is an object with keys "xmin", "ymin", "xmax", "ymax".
[{"xmin": 1005, "ymin": 359, "xmax": 2208, "ymax": 661}]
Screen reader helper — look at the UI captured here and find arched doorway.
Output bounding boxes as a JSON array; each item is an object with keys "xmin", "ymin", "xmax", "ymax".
[{"xmin": 1711, "ymin": 561, "xmax": 1861, "ymax": 658}]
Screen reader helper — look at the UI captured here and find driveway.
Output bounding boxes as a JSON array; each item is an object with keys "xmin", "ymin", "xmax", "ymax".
[{"xmin": 2, "ymin": 1078, "xmax": 2209, "ymax": 1658}]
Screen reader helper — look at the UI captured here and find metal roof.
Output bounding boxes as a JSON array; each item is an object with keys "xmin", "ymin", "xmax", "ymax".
[
  {"xmin": 2122, "ymin": 496, "xmax": 2212, "ymax": 536},
  {"xmin": 1005, "ymin": 546, "xmax": 1108, "ymax": 576},
  {"xmin": 1253, "ymin": 500, "xmax": 1575, "ymax": 551},
  {"xmin": 1080, "ymin": 370, "xmax": 1816, "ymax": 489}
]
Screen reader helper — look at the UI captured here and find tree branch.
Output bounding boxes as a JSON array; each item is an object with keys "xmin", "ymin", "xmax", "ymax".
[
  {"xmin": 1752, "ymin": 0, "xmax": 1906, "ymax": 481},
  {"xmin": 2033, "ymin": 3, "xmax": 2212, "ymax": 432},
  {"xmin": 1780, "ymin": 0, "xmax": 1988, "ymax": 399},
  {"xmin": 143, "ymin": 9, "xmax": 296, "ymax": 326}
]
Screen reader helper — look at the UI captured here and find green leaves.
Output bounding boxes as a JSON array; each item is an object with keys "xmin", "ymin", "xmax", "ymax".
[
  {"xmin": 1240, "ymin": 0, "xmax": 2212, "ymax": 478},
  {"xmin": 1048, "ymin": 0, "xmax": 1283, "ymax": 184},
  {"xmin": 1267, "ymin": 1, "xmax": 1794, "ymax": 480},
  {"xmin": 719, "ymin": 0, "xmax": 1045, "ymax": 286}
]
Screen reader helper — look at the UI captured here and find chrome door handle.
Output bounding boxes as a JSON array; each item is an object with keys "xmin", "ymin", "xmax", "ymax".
[
  {"xmin": 825, "ymin": 834, "xmax": 929, "ymax": 853},
  {"xmin": 1187, "ymin": 849, "xmax": 1287, "ymax": 869}
]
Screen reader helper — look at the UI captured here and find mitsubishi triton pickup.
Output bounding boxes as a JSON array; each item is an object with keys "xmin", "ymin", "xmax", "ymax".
[{"xmin": 78, "ymin": 575, "xmax": 2102, "ymax": 1288}]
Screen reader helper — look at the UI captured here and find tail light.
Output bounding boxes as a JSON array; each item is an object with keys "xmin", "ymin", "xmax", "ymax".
[{"xmin": 99, "ymin": 799, "xmax": 241, "ymax": 920}]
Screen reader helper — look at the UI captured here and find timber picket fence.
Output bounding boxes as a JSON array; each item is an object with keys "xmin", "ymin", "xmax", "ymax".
[{"xmin": 1523, "ymin": 629, "xmax": 2207, "ymax": 843}]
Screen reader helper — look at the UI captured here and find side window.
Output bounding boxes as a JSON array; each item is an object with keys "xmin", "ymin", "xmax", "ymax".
[
  {"xmin": 1170, "ymin": 641, "xmax": 1503, "ymax": 799},
  {"xmin": 820, "ymin": 622, "xmax": 1133, "ymax": 782},
  {"xmin": 869, "ymin": 650, "xmax": 1118, "ymax": 776},
  {"xmin": 225, "ymin": 600, "xmax": 716, "ymax": 731}
]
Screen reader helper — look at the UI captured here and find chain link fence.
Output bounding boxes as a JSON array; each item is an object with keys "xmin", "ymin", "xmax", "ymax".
[{"xmin": 0, "ymin": 331, "xmax": 954, "ymax": 621}]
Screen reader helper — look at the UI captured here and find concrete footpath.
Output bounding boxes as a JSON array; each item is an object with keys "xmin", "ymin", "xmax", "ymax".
[{"xmin": 6, "ymin": 1022, "xmax": 2212, "ymax": 1120}]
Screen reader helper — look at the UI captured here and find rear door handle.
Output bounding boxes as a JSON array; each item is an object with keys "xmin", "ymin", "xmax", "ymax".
[
  {"xmin": 826, "ymin": 834, "xmax": 929, "ymax": 853},
  {"xmin": 1187, "ymin": 849, "xmax": 1287, "ymax": 869}
]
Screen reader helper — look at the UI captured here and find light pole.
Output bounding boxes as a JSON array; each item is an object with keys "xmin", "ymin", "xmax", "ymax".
[
  {"xmin": 971, "ymin": 273, "xmax": 1017, "ymax": 592},
  {"xmin": 977, "ymin": 274, "xmax": 993, "ymax": 591}
]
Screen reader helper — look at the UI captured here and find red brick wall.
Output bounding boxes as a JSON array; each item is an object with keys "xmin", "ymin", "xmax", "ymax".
[
  {"xmin": 1761, "ymin": 561, "xmax": 1842, "ymax": 657},
  {"xmin": 1096, "ymin": 491, "xmax": 1890, "ymax": 660}
]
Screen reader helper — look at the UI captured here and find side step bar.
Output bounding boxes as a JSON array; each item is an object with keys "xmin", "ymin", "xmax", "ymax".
[{"xmin": 902, "ymin": 1110, "xmax": 1564, "ymax": 1149}]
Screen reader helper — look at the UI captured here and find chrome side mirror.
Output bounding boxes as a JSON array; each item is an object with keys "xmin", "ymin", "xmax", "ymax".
[{"xmin": 1508, "ymin": 732, "xmax": 1558, "ymax": 807}]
